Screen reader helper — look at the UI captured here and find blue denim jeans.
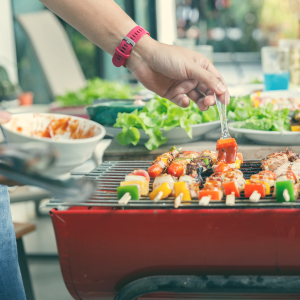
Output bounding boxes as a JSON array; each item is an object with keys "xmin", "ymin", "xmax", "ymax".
[{"xmin": 0, "ymin": 185, "xmax": 26, "ymax": 299}]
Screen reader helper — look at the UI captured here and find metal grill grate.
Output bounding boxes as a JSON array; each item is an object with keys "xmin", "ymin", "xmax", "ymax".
[{"xmin": 46, "ymin": 160, "xmax": 300, "ymax": 210}]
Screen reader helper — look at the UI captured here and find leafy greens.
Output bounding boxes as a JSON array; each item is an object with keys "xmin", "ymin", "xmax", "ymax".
[
  {"xmin": 228, "ymin": 95, "xmax": 291, "ymax": 131},
  {"xmin": 114, "ymin": 96, "xmax": 219, "ymax": 150},
  {"xmin": 56, "ymin": 78, "xmax": 140, "ymax": 107}
]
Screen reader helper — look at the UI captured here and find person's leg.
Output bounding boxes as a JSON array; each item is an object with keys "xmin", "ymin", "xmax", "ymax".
[{"xmin": 0, "ymin": 185, "xmax": 26, "ymax": 300}]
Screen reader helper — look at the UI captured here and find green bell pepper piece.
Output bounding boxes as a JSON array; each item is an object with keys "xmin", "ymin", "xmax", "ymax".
[
  {"xmin": 201, "ymin": 157, "xmax": 210, "ymax": 167},
  {"xmin": 117, "ymin": 185, "xmax": 140, "ymax": 200},
  {"xmin": 275, "ymin": 180, "xmax": 295, "ymax": 202}
]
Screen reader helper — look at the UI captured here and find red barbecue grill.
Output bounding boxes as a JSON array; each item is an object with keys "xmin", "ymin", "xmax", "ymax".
[{"xmin": 47, "ymin": 160, "xmax": 300, "ymax": 300}]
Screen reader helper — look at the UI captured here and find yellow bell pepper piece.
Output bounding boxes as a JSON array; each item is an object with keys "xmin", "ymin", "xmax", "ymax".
[
  {"xmin": 174, "ymin": 182, "xmax": 191, "ymax": 201},
  {"xmin": 161, "ymin": 157, "xmax": 169, "ymax": 164},
  {"xmin": 291, "ymin": 125, "xmax": 300, "ymax": 132},
  {"xmin": 253, "ymin": 99, "xmax": 260, "ymax": 107},
  {"xmin": 246, "ymin": 179, "xmax": 270, "ymax": 195},
  {"xmin": 120, "ymin": 180, "xmax": 149, "ymax": 196},
  {"xmin": 235, "ymin": 158, "xmax": 241, "ymax": 169},
  {"xmin": 149, "ymin": 182, "xmax": 172, "ymax": 201}
]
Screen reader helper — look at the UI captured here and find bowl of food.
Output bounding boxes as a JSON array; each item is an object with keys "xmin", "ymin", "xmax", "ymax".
[{"xmin": 1, "ymin": 113, "xmax": 105, "ymax": 178}]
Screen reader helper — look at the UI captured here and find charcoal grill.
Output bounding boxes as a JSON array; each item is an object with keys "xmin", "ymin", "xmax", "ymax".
[
  {"xmin": 48, "ymin": 160, "xmax": 300, "ymax": 300},
  {"xmin": 47, "ymin": 160, "xmax": 300, "ymax": 209}
]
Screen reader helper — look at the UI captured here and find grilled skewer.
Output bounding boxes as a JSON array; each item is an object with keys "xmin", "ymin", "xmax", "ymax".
[
  {"xmin": 222, "ymin": 168, "xmax": 246, "ymax": 206},
  {"xmin": 261, "ymin": 148, "xmax": 300, "ymax": 202},
  {"xmin": 148, "ymin": 146, "xmax": 180, "ymax": 178},
  {"xmin": 174, "ymin": 167, "xmax": 204, "ymax": 208},
  {"xmin": 167, "ymin": 151, "xmax": 200, "ymax": 177}
]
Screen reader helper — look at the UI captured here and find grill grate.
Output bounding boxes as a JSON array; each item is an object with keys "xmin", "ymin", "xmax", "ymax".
[{"xmin": 45, "ymin": 160, "xmax": 300, "ymax": 210}]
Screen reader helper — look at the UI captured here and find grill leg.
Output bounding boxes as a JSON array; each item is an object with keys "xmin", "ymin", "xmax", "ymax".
[
  {"xmin": 114, "ymin": 275, "xmax": 300, "ymax": 300},
  {"xmin": 17, "ymin": 238, "xmax": 35, "ymax": 300}
]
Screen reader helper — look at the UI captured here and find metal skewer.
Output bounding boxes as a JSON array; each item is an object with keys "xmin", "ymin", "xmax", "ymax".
[{"xmin": 226, "ymin": 192, "xmax": 235, "ymax": 206}]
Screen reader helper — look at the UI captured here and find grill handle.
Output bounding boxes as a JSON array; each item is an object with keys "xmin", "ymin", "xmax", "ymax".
[{"xmin": 115, "ymin": 275, "xmax": 300, "ymax": 300}]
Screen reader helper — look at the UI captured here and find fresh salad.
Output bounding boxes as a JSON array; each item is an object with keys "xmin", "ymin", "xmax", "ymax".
[
  {"xmin": 228, "ymin": 94, "xmax": 291, "ymax": 131},
  {"xmin": 251, "ymin": 91, "xmax": 300, "ymax": 111},
  {"xmin": 56, "ymin": 78, "xmax": 141, "ymax": 107},
  {"xmin": 114, "ymin": 96, "xmax": 219, "ymax": 150}
]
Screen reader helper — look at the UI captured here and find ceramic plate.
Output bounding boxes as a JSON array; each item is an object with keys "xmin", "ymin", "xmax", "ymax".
[
  {"xmin": 228, "ymin": 121, "xmax": 300, "ymax": 146},
  {"xmin": 106, "ymin": 121, "xmax": 221, "ymax": 145}
]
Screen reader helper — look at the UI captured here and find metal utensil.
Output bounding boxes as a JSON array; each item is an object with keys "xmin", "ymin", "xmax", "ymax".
[
  {"xmin": 0, "ymin": 143, "xmax": 96, "ymax": 202},
  {"xmin": 215, "ymin": 92, "xmax": 231, "ymax": 140}
]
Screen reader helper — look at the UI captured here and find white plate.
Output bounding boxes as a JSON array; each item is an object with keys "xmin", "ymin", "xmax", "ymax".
[
  {"xmin": 250, "ymin": 90, "xmax": 300, "ymax": 99},
  {"xmin": 250, "ymin": 90, "xmax": 300, "ymax": 112},
  {"xmin": 228, "ymin": 121, "xmax": 300, "ymax": 146},
  {"xmin": 106, "ymin": 121, "xmax": 221, "ymax": 145}
]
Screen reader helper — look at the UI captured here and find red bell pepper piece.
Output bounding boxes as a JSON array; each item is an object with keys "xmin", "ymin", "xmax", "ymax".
[
  {"xmin": 244, "ymin": 181, "xmax": 266, "ymax": 198},
  {"xmin": 237, "ymin": 152, "xmax": 243, "ymax": 163},
  {"xmin": 199, "ymin": 189, "xmax": 223, "ymax": 201},
  {"xmin": 216, "ymin": 138, "xmax": 237, "ymax": 150},
  {"xmin": 214, "ymin": 162, "xmax": 231, "ymax": 174},
  {"xmin": 222, "ymin": 181, "xmax": 240, "ymax": 197}
]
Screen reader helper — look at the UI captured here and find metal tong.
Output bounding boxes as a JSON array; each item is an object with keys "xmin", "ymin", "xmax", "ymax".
[
  {"xmin": 215, "ymin": 92, "xmax": 231, "ymax": 140},
  {"xmin": 0, "ymin": 143, "xmax": 96, "ymax": 202}
]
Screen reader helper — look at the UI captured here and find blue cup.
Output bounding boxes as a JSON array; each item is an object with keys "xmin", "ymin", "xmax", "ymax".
[{"xmin": 262, "ymin": 47, "xmax": 290, "ymax": 91}]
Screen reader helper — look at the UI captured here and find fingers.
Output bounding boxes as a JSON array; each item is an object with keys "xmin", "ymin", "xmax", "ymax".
[
  {"xmin": 214, "ymin": 91, "xmax": 230, "ymax": 105},
  {"xmin": 186, "ymin": 90, "xmax": 216, "ymax": 111},
  {"xmin": 0, "ymin": 111, "xmax": 11, "ymax": 124},
  {"xmin": 188, "ymin": 65, "xmax": 227, "ymax": 96},
  {"xmin": 165, "ymin": 80, "xmax": 197, "ymax": 107},
  {"xmin": 200, "ymin": 59, "xmax": 231, "ymax": 104},
  {"xmin": 170, "ymin": 94, "xmax": 190, "ymax": 108}
]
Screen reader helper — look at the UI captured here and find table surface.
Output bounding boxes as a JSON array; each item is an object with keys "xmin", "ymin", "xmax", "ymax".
[{"xmin": 13, "ymin": 222, "xmax": 36, "ymax": 239}]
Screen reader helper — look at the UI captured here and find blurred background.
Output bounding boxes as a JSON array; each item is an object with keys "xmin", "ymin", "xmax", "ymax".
[
  {"xmin": 1, "ymin": 0, "xmax": 300, "ymax": 299},
  {"xmin": 1, "ymin": 0, "xmax": 299, "ymax": 106}
]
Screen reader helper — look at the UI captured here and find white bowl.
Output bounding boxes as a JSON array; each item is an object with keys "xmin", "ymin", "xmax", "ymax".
[{"xmin": 2, "ymin": 113, "xmax": 105, "ymax": 178}]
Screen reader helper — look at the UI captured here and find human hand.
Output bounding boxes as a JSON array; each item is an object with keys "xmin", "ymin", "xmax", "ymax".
[{"xmin": 127, "ymin": 36, "xmax": 229, "ymax": 111}]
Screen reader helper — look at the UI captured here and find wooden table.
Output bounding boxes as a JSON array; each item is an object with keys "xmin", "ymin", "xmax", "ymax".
[{"xmin": 103, "ymin": 137, "xmax": 300, "ymax": 162}]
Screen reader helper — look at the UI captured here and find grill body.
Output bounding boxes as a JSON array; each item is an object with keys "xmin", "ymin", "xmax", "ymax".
[{"xmin": 50, "ymin": 161, "xmax": 300, "ymax": 300}]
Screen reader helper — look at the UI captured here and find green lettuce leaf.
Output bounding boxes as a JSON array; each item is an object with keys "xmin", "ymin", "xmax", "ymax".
[
  {"xmin": 114, "ymin": 95, "xmax": 219, "ymax": 150},
  {"xmin": 56, "ymin": 78, "xmax": 141, "ymax": 107}
]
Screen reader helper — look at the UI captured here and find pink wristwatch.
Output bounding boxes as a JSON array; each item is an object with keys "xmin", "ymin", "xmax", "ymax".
[{"xmin": 112, "ymin": 26, "xmax": 149, "ymax": 67}]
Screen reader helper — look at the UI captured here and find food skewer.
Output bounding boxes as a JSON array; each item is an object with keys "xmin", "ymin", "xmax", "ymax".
[
  {"xmin": 120, "ymin": 173, "xmax": 149, "ymax": 196},
  {"xmin": 174, "ymin": 181, "xmax": 191, "ymax": 207},
  {"xmin": 174, "ymin": 193, "xmax": 183, "ymax": 208},
  {"xmin": 167, "ymin": 151, "xmax": 200, "ymax": 177},
  {"xmin": 198, "ymin": 179, "xmax": 223, "ymax": 204},
  {"xmin": 149, "ymin": 182, "xmax": 172, "ymax": 202},
  {"xmin": 118, "ymin": 170, "xmax": 150, "ymax": 205},
  {"xmin": 274, "ymin": 172, "xmax": 298, "ymax": 202},
  {"xmin": 117, "ymin": 185, "xmax": 141, "ymax": 204},
  {"xmin": 261, "ymin": 149, "xmax": 300, "ymax": 201},
  {"xmin": 148, "ymin": 146, "xmax": 181, "ymax": 178},
  {"xmin": 174, "ymin": 167, "xmax": 204, "ymax": 208},
  {"xmin": 222, "ymin": 168, "xmax": 246, "ymax": 206},
  {"xmin": 243, "ymin": 170, "xmax": 275, "ymax": 202},
  {"xmin": 199, "ymin": 195, "xmax": 211, "ymax": 206},
  {"xmin": 226, "ymin": 192, "xmax": 235, "ymax": 206}
]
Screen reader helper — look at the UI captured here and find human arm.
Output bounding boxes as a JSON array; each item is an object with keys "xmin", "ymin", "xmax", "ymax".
[{"xmin": 40, "ymin": 0, "xmax": 229, "ymax": 110}]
